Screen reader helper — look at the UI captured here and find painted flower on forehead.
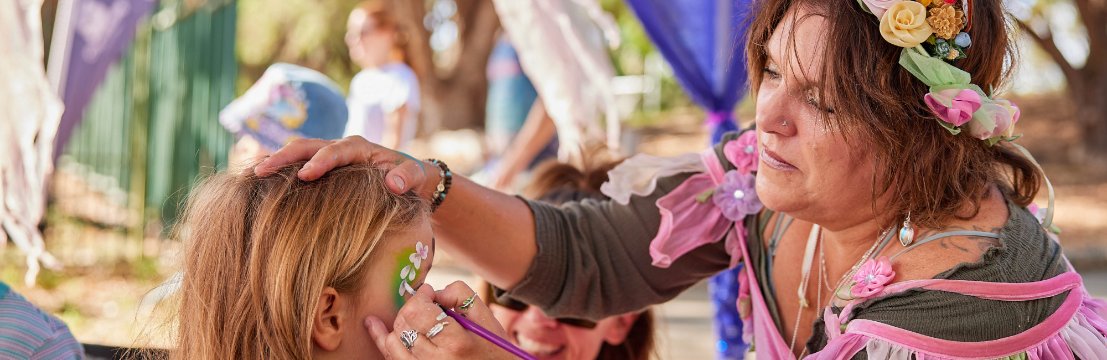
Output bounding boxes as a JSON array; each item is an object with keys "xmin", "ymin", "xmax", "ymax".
[
  {"xmin": 413, "ymin": 241, "xmax": 429, "ymax": 263},
  {"xmin": 851, "ymin": 256, "xmax": 896, "ymax": 299},
  {"xmin": 860, "ymin": 0, "xmax": 900, "ymax": 18},
  {"xmin": 712, "ymin": 171, "xmax": 762, "ymax": 222},
  {"xmin": 723, "ymin": 130, "xmax": 759, "ymax": 174},
  {"xmin": 924, "ymin": 87, "xmax": 981, "ymax": 127},
  {"xmin": 879, "ymin": 1, "xmax": 934, "ymax": 48},
  {"xmin": 927, "ymin": 4, "xmax": 965, "ymax": 40}
]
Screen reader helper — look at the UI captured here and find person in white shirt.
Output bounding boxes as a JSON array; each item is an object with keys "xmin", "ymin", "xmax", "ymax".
[{"xmin": 343, "ymin": 0, "xmax": 421, "ymax": 150}]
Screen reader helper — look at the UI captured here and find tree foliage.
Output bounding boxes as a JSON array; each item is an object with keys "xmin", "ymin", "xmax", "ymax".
[{"xmin": 1016, "ymin": 0, "xmax": 1107, "ymax": 157}]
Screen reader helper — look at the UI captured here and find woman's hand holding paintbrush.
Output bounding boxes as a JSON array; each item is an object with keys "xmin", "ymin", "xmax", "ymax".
[{"xmin": 367, "ymin": 282, "xmax": 534, "ymax": 360}]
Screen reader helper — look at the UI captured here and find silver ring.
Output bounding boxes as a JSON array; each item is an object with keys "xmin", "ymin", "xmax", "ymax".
[
  {"xmin": 426, "ymin": 321, "xmax": 448, "ymax": 338},
  {"xmin": 400, "ymin": 329, "xmax": 418, "ymax": 350},
  {"xmin": 459, "ymin": 294, "xmax": 476, "ymax": 311},
  {"xmin": 436, "ymin": 311, "xmax": 447, "ymax": 321}
]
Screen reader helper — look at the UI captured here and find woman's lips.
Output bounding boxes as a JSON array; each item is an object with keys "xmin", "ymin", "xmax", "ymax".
[{"xmin": 760, "ymin": 148, "xmax": 796, "ymax": 171}]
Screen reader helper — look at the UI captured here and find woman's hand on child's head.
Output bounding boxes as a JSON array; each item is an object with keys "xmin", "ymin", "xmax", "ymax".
[
  {"xmin": 365, "ymin": 282, "xmax": 515, "ymax": 359},
  {"xmin": 254, "ymin": 136, "xmax": 436, "ymax": 197}
]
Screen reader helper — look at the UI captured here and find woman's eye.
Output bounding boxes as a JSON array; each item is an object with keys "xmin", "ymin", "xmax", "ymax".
[
  {"xmin": 805, "ymin": 92, "xmax": 835, "ymax": 114},
  {"xmin": 762, "ymin": 67, "xmax": 781, "ymax": 81}
]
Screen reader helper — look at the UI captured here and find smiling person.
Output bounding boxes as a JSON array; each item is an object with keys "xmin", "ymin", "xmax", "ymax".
[
  {"xmin": 481, "ymin": 157, "xmax": 656, "ymax": 360},
  {"xmin": 255, "ymin": 0, "xmax": 1107, "ymax": 358},
  {"xmin": 167, "ymin": 163, "xmax": 511, "ymax": 359}
]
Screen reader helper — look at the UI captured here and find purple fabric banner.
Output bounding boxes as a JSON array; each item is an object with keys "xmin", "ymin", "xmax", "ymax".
[{"xmin": 51, "ymin": 0, "xmax": 156, "ymax": 160}]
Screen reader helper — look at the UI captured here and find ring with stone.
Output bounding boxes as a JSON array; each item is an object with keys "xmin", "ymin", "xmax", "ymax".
[
  {"xmin": 458, "ymin": 294, "xmax": 476, "ymax": 311},
  {"xmin": 426, "ymin": 321, "xmax": 449, "ymax": 338},
  {"xmin": 400, "ymin": 329, "xmax": 419, "ymax": 350}
]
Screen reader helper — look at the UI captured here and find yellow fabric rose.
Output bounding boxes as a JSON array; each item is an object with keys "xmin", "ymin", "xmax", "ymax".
[{"xmin": 879, "ymin": 1, "xmax": 934, "ymax": 48}]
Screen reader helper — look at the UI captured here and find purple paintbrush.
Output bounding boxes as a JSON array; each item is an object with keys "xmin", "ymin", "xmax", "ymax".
[{"xmin": 440, "ymin": 306, "xmax": 537, "ymax": 360}]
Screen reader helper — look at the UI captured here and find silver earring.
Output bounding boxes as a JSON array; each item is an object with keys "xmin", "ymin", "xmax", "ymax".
[
  {"xmin": 898, "ymin": 212, "xmax": 915, "ymax": 247},
  {"xmin": 781, "ymin": 120, "xmax": 788, "ymax": 127}
]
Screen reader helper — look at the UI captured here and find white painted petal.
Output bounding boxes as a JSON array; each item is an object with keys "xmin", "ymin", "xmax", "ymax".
[
  {"xmin": 416, "ymin": 242, "xmax": 428, "ymax": 259},
  {"xmin": 400, "ymin": 265, "xmax": 411, "ymax": 280}
]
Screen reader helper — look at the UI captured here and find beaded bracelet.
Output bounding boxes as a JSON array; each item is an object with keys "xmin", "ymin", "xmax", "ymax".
[{"xmin": 426, "ymin": 159, "xmax": 452, "ymax": 212}]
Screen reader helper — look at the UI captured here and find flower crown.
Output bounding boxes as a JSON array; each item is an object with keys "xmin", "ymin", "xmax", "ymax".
[{"xmin": 861, "ymin": 0, "xmax": 1019, "ymax": 145}]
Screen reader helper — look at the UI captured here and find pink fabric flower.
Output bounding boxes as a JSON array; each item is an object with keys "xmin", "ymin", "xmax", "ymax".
[
  {"xmin": 862, "ymin": 0, "xmax": 901, "ymax": 18},
  {"xmin": 723, "ymin": 130, "xmax": 759, "ymax": 174},
  {"xmin": 924, "ymin": 88, "xmax": 982, "ymax": 127},
  {"xmin": 712, "ymin": 170, "xmax": 762, "ymax": 222},
  {"xmin": 1028, "ymin": 203, "xmax": 1047, "ymax": 224},
  {"xmin": 851, "ymin": 256, "xmax": 896, "ymax": 299},
  {"xmin": 967, "ymin": 99, "xmax": 1018, "ymax": 140},
  {"xmin": 995, "ymin": 99, "xmax": 1021, "ymax": 138}
]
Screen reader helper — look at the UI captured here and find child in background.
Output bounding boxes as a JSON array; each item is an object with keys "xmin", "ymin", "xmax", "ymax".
[
  {"xmin": 219, "ymin": 63, "xmax": 348, "ymax": 167},
  {"xmin": 343, "ymin": 0, "xmax": 421, "ymax": 151}
]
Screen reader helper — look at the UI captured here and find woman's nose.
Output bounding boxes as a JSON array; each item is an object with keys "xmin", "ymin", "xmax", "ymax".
[{"xmin": 754, "ymin": 89, "xmax": 797, "ymax": 137}]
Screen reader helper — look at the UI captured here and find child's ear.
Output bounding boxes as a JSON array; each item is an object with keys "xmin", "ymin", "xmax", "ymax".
[
  {"xmin": 602, "ymin": 312, "xmax": 640, "ymax": 345},
  {"xmin": 312, "ymin": 287, "xmax": 346, "ymax": 351}
]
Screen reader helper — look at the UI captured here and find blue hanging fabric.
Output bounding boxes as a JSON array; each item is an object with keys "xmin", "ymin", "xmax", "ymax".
[
  {"xmin": 623, "ymin": 0, "xmax": 751, "ymax": 143},
  {"xmin": 624, "ymin": 0, "xmax": 753, "ymax": 358}
]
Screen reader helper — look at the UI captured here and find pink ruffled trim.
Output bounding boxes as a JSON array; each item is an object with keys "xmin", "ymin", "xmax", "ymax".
[
  {"xmin": 809, "ymin": 272, "xmax": 1107, "ymax": 359},
  {"xmin": 810, "ymin": 308, "xmax": 1107, "ymax": 360}
]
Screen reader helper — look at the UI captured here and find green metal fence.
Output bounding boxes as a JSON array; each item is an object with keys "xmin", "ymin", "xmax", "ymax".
[{"xmin": 55, "ymin": 0, "xmax": 237, "ymax": 246}]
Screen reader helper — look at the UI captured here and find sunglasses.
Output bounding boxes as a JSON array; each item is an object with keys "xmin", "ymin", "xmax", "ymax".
[{"xmin": 482, "ymin": 286, "xmax": 597, "ymax": 329}]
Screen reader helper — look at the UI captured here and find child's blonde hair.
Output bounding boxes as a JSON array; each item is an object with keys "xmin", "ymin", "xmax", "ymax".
[{"xmin": 171, "ymin": 162, "xmax": 426, "ymax": 359}]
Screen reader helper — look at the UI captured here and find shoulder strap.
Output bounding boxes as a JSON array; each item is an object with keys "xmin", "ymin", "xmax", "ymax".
[{"xmin": 888, "ymin": 229, "xmax": 1000, "ymax": 260}]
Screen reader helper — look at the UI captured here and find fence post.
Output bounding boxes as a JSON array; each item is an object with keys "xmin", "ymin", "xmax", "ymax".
[{"xmin": 129, "ymin": 22, "xmax": 152, "ymax": 258}]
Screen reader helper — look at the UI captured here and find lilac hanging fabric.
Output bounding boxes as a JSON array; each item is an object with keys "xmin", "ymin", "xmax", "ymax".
[
  {"xmin": 624, "ymin": 0, "xmax": 752, "ymax": 143},
  {"xmin": 48, "ymin": 0, "xmax": 157, "ymax": 160}
]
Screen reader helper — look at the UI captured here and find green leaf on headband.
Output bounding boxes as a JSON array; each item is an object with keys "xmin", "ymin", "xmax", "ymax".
[
  {"xmin": 929, "ymin": 83, "xmax": 986, "ymax": 97},
  {"xmin": 856, "ymin": 0, "xmax": 873, "ymax": 15},
  {"xmin": 899, "ymin": 47, "xmax": 972, "ymax": 87},
  {"xmin": 936, "ymin": 120, "xmax": 962, "ymax": 135}
]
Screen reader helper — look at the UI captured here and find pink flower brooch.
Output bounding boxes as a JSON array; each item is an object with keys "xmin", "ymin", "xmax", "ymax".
[{"xmin": 851, "ymin": 256, "xmax": 896, "ymax": 299}]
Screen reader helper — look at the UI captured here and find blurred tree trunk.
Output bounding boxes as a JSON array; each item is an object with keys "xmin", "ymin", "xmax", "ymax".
[
  {"xmin": 390, "ymin": 0, "xmax": 500, "ymax": 133},
  {"xmin": 1017, "ymin": 0, "xmax": 1107, "ymax": 160}
]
